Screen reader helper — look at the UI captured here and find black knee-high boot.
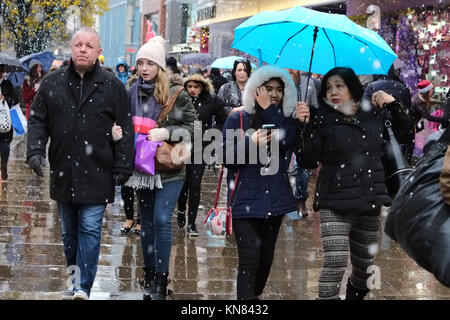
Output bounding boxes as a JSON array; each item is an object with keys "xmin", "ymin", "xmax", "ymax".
[
  {"xmin": 142, "ymin": 268, "xmax": 155, "ymax": 300},
  {"xmin": 152, "ymin": 272, "xmax": 169, "ymax": 300}
]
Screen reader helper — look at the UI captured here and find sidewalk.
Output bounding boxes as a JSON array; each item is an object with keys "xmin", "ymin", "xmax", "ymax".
[{"xmin": 0, "ymin": 134, "xmax": 449, "ymax": 300}]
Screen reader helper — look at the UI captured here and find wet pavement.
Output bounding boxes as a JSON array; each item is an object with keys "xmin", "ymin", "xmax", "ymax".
[{"xmin": 0, "ymin": 134, "xmax": 449, "ymax": 300}]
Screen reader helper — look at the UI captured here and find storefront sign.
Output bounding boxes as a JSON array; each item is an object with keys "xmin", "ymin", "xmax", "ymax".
[{"xmin": 197, "ymin": 5, "xmax": 216, "ymax": 22}]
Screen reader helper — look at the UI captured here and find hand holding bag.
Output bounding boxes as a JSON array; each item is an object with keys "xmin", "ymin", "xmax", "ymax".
[
  {"xmin": 381, "ymin": 107, "xmax": 412, "ymax": 199},
  {"xmin": 203, "ymin": 111, "xmax": 244, "ymax": 236},
  {"xmin": 134, "ymin": 134, "xmax": 161, "ymax": 175},
  {"xmin": 203, "ymin": 166, "xmax": 240, "ymax": 236},
  {"xmin": 154, "ymin": 87, "xmax": 191, "ymax": 171}
]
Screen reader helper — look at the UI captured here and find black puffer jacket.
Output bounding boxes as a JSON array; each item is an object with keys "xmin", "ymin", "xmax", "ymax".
[
  {"xmin": 27, "ymin": 60, "xmax": 134, "ymax": 204},
  {"xmin": 183, "ymin": 74, "xmax": 228, "ymax": 134},
  {"xmin": 299, "ymin": 100, "xmax": 410, "ymax": 216}
]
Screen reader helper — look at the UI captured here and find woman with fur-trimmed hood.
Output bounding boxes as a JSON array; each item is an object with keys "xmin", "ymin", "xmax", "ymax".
[
  {"xmin": 222, "ymin": 65, "xmax": 299, "ymax": 300},
  {"xmin": 176, "ymin": 73, "xmax": 228, "ymax": 236}
]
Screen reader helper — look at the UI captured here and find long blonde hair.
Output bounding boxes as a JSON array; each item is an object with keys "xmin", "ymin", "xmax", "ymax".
[{"xmin": 154, "ymin": 68, "xmax": 169, "ymax": 107}]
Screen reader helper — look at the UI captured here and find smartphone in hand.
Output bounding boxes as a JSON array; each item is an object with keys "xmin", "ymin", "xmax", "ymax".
[{"xmin": 261, "ymin": 124, "xmax": 275, "ymax": 130}]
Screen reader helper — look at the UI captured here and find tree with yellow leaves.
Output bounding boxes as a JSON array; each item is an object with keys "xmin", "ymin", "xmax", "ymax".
[{"xmin": 0, "ymin": 0, "xmax": 109, "ymax": 57}]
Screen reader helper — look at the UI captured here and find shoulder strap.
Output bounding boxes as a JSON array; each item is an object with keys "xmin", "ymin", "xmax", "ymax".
[
  {"xmin": 228, "ymin": 111, "xmax": 243, "ymax": 207},
  {"xmin": 156, "ymin": 86, "xmax": 184, "ymax": 126},
  {"xmin": 211, "ymin": 111, "xmax": 243, "ymax": 209}
]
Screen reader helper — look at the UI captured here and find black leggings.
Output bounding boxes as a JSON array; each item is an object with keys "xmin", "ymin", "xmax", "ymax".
[
  {"xmin": 121, "ymin": 186, "xmax": 140, "ymax": 224},
  {"xmin": 233, "ymin": 216, "xmax": 283, "ymax": 300},
  {"xmin": 177, "ymin": 163, "xmax": 206, "ymax": 225}
]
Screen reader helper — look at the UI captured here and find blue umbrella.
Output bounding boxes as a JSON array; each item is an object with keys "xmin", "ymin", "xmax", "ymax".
[
  {"xmin": 232, "ymin": 6, "xmax": 397, "ymax": 76},
  {"xmin": 210, "ymin": 56, "xmax": 257, "ymax": 70},
  {"xmin": 8, "ymin": 51, "xmax": 55, "ymax": 87},
  {"xmin": 20, "ymin": 51, "xmax": 55, "ymax": 72}
]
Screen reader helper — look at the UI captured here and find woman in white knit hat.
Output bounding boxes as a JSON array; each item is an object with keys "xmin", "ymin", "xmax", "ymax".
[{"xmin": 122, "ymin": 36, "xmax": 197, "ymax": 300}]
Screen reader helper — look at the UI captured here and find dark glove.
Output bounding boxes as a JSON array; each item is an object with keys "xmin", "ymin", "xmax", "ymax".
[
  {"xmin": 113, "ymin": 173, "xmax": 129, "ymax": 186},
  {"xmin": 27, "ymin": 155, "xmax": 45, "ymax": 177}
]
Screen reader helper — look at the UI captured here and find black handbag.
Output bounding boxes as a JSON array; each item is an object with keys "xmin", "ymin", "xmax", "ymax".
[
  {"xmin": 384, "ymin": 128, "xmax": 450, "ymax": 287},
  {"xmin": 381, "ymin": 108, "xmax": 412, "ymax": 199}
]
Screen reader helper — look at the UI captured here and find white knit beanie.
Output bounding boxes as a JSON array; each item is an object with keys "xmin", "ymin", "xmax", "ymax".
[{"xmin": 136, "ymin": 36, "xmax": 166, "ymax": 71}]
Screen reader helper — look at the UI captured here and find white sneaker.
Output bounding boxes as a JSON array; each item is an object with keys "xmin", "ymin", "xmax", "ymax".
[
  {"xmin": 61, "ymin": 287, "xmax": 74, "ymax": 300},
  {"xmin": 72, "ymin": 290, "xmax": 89, "ymax": 300}
]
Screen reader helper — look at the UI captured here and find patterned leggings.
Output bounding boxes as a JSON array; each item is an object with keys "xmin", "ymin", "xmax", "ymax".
[{"xmin": 318, "ymin": 209, "xmax": 380, "ymax": 299}]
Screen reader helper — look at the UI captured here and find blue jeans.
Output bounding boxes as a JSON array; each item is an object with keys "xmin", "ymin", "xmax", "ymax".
[
  {"xmin": 137, "ymin": 180, "xmax": 183, "ymax": 273},
  {"xmin": 58, "ymin": 203, "xmax": 106, "ymax": 296}
]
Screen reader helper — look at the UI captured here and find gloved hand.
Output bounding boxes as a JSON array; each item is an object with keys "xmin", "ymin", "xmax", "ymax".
[
  {"xmin": 113, "ymin": 173, "xmax": 129, "ymax": 186},
  {"xmin": 147, "ymin": 128, "xmax": 170, "ymax": 142},
  {"xmin": 27, "ymin": 155, "xmax": 45, "ymax": 177}
]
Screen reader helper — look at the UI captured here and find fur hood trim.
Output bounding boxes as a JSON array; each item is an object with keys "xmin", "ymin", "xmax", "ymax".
[
  {"xmin": 243, "ymin": 65, "xmax": 297, "ymax": 118},
  {"xmin": 183, "ymin": 74, "xmax": 214, "ymax": 94}
]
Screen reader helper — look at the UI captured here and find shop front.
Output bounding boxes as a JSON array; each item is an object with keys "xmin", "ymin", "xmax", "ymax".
[{"xmin": 348, "ymin": 0, "xmax": 449, "ymax": 98}]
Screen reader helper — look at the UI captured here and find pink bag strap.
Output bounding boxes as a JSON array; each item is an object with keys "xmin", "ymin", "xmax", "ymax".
[
  {"xmin": 213, "ymin": 111, "xmax": 243, "ymax": 208},
  {"xmin": 204, "ymin": 112, "xmax": 243, "ymax": 224}
]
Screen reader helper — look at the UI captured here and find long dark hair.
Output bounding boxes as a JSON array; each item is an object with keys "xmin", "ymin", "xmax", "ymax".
[
  {"xmin": 232, "ymin": 59, "xmax": 252, "ymax": 82},
  {"xmin": 29, "ymin": 63, "xmax": 44, "ymax": 86},
  {"xmin": 250, "ymin": 77, "xmax": 284, "ymax": 130},
  {"xmin": 319, "ymin": 67, "xmax": 363, "ymax": 103}
]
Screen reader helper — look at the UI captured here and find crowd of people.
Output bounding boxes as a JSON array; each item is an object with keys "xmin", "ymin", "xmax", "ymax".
[{"xmin": 4, "ymin": 26, "xmax": 445, "ymax": 300}]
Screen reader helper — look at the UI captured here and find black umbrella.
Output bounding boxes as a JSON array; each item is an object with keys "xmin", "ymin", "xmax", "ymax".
[{"xmin": 0, "ymin": 53, "xmax": 26, "ymax": 72}]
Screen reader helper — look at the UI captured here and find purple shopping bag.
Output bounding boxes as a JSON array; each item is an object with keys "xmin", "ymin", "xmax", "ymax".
[{"xmin": 135, "ymin": 134, "xmax": 161, "ymax": 175}]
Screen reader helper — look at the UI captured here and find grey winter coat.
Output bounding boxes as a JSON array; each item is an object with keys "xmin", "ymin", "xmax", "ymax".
[{"xmin": 217, "ymin": 81, "xmax": 243, "ymax": 113}]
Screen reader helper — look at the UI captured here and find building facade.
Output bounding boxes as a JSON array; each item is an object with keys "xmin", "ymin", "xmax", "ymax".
[{"xmin": 99, "ymin": 0, "xmax": 140, "ymax": 68}]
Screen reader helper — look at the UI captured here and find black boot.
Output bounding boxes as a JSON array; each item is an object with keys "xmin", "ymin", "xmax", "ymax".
[
  {"xmin": 1, "ymin": 165, "xmax": 7, "ymax": 181},
  {"xmin": 152, "ymin": 272, "xmax": 169, "ymax": 300},
  {"xmin": 345, "ymin": 279, "xmax": 369, "ymax": 300},
  {"xmin": 142, "ymin": 268, "xmax": 155, "ymax": 300}
]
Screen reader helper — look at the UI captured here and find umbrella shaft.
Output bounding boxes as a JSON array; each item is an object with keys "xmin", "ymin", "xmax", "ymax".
[{"xmin": 304, "ymin": 26, "xmax": 319, "ymax": 103}]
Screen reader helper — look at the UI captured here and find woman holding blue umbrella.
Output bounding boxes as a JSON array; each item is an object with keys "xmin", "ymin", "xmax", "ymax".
[{"xmin": 296, "ymin": 67, "xmax": 411, "ymax": 299}]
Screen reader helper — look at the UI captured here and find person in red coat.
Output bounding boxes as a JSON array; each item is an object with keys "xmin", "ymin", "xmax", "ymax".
[{"xmin": 22, "ymin": 59, "xmax": 44, "ymax": 119}]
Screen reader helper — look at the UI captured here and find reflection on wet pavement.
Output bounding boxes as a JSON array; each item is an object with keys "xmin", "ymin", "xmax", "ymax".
[{"xmin": 0, "ymin": 135, "xmax": 449, "ymax": 300}]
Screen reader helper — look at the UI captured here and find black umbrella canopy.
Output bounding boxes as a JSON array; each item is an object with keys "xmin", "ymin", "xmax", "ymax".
[{"xmin": 0, "ymin": 53, "xmax": 26, "ymax": 72}]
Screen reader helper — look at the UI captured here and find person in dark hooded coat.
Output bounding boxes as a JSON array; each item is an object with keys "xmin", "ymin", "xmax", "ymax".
[
  {"xmin": 176, "ymin": 73, "xmax": 227, "ymax": 236},
  {"xmin": 116, "ymin": 57, "xmax": 130, "ymax": 85},
  {"xmin": 222, "ymin": 65, "xmax": 299, "ymax": 300}
]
